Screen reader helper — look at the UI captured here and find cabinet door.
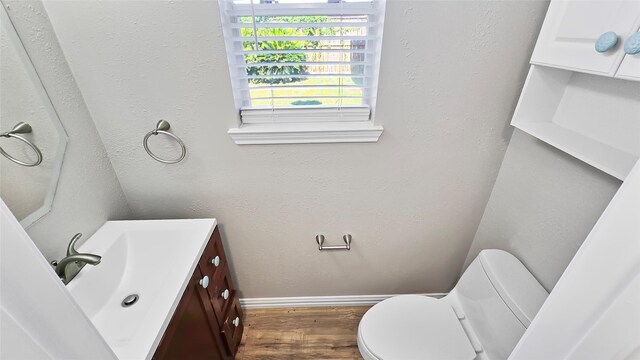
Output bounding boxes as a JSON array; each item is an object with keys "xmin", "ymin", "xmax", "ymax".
[
  {"xmin": 153, "ymin": 267, "xmax": 224, "ymax": 360},
  {"xmin": 616, "ymin": 29, "xmax": 640, "ymax": 81},
  {"xmin": 220, "ymin": 294, "xmax": 244, "ymax": 357},
  {"xmin": 531, "ymin": 0, "xmax": 640, "ymax": 76}
]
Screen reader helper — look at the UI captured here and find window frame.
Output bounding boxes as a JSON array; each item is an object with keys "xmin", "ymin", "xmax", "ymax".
[{"xmin": 218, "ymin": 0, "xmax": 386, "ymax": 144}]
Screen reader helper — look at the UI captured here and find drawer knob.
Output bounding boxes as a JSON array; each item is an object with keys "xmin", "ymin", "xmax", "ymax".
[
  {"xmin": 595, "ymin": 31, "xmax": 618, "ymax": 53},
  {"xmin": 211, "ymin": 255, "xmax": 221, "ymax": 267},
  {"xmin": 232, "ymin": 317, "xmax": 240, "ymax": 327},
  {"xmin": 221, "ymin": 289, "xmax": 230, "ymax": 300},
  {"xmin": 199, "ymin": 276, "xmax": 209, "ymax": 289},
  {"xmin": 624, "ymin": 32, "xmax": 640, "ymax": 55}
]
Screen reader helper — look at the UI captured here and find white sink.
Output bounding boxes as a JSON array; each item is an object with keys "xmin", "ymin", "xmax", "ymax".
[{"xmin": 67, "ymin": 219, "xmax": 217, "ymax": 360}]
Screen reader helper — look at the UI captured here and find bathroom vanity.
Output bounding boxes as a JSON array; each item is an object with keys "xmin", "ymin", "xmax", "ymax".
[
  {"xmin": 153, "ymin": 225, "xmax": 244, "ymax": 360},
  {"xmin": 66, "ymin": 219, "xmax": 242, "ymax": 360}
]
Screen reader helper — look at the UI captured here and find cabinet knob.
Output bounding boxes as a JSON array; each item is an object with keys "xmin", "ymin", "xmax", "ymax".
[
  {"xmin": 221, "ymin": 289, "xmax": 230, "ymax": 300},
  {"xmin": 211, "ymin": 255, "xmax": 220, "ymax": 267},
  {"xmin": 595, "ymin": 31, "xmax": 618, "ymax": 53},
  {"xmin": 624, "ymin": 32, "xmax": 640, "ymax": 55},
  {"xmin": 199, "ymin": 276, "xmax": 209, "ymax": 289},
  {"xmin": 232, "ymin": 317, "xmax": 240, "ymax": 327}
]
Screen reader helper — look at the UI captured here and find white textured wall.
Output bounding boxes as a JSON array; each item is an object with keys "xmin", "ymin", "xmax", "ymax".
[
  {"xmin": 44, "ymin": 0, "xmax": 548, "ymax": 297},
  {"xmin": 2, "ymin": 0, "xmax": 131, "ymax": 262},
  {"xmin": 509, "ymin": 161, "xmax": 639, "ymax": 360},
  {"xmin": 464, "ymin": 130, "xmax": 621, "ymax": 292}
]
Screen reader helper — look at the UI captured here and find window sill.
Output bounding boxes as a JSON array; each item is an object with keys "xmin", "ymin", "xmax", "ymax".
[{"xmin": 228, "ymin": 121, "xmax": 383, "ymax": 145}]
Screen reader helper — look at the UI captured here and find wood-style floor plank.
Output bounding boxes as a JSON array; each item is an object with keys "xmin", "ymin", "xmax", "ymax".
[{"xmin": 237, "ymin": 306, "xmax": 370, "ymax": 360}]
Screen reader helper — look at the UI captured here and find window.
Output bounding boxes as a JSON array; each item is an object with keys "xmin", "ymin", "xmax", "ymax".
[{"xmin": 219, "ymin": 0, "xmax": 386, "ymax": 144}]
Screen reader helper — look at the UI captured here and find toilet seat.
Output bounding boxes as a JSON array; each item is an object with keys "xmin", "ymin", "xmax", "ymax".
[{"xmin": 358, "ymin": 295, "xmax": 476, "ymax": 360}]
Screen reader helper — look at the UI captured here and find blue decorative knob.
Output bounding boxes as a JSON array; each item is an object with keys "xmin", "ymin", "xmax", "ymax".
[
  {"xmin": 624, "ymin": 32, "xmax": 640, "ymax": 55},
  {"xmin": 595, "ymin": 31, "xmax": 618, "ymax": 53}
]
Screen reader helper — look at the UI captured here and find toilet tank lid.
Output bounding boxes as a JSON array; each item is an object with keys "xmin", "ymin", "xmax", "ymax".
[{"xmin": 479, "ymin": 250, "xmax": 549, "ymax": 327}]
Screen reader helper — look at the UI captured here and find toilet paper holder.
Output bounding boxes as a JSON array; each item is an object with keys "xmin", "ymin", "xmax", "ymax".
[{"xmin": 316, "ymin": 234, "xmax": 352, "ymax": 251}]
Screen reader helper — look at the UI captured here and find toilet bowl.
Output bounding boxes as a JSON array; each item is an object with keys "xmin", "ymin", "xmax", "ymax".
[{"xmin": 357, "ymin": 250, "xmax": 549, "ymax": 360}]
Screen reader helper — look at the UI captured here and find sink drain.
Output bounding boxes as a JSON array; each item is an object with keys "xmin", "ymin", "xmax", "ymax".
[{"xmin": 122, "ymin": 294, "xmax": 139, "ymax": 307}]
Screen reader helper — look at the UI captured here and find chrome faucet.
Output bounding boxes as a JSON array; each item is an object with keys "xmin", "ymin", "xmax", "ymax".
[
  {"xmin": 66, "ymin": 232, "xmax": 83, "ymax": 256},
  {"xmin": 51, "ymin": 233, "xmax": 102, "ymax": 285}
]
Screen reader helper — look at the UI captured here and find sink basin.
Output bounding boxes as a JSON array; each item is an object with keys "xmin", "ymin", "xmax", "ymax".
[{"xmin": 67, "ymin": 219, "xmax": 217, "ymax": 360}]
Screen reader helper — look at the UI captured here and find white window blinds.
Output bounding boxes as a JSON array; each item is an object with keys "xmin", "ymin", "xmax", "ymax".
[{"xmin": 218, "ymin": 0, "xmax": 386, "ymax": 123}]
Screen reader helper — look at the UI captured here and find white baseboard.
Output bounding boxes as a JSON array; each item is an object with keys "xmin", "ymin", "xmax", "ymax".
[{"xmin": 240, "ymin": 293, "xmax": 447, "ymax": 309}]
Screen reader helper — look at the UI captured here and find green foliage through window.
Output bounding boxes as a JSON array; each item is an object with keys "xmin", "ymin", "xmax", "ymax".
[{"xmin": 241, "ymin": 16, "xmax": 334, "ymax": 85}]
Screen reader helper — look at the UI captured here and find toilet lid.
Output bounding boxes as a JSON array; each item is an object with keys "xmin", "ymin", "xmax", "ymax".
[{"xmin": 359, "ymin": 295, "xmax": 476, "ymax": 360}]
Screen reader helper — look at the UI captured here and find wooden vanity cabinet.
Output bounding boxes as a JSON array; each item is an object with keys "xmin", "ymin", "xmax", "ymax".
[{"xmin": 154, "ymin": 228, "xmax": 243, "ymax": 360}]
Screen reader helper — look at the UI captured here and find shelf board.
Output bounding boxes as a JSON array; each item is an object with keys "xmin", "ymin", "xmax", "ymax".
[{"xmin": 513, "ymin": 121, "xmax": 638, "ymax": 180}]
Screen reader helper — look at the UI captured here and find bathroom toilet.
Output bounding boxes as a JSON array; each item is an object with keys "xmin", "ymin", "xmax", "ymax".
[{"xmin": 357, "ymin": 250, "xmax": 549, "ymax": 360}]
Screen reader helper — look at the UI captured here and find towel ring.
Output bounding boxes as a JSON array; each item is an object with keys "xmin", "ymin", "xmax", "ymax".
[
  {"xmin": 143, "ymin": 120, "xmax": 186, "ymax": 164},
  {"xmin": 0, "ymin": 122, "xmax": 43, "ymax": 167}
]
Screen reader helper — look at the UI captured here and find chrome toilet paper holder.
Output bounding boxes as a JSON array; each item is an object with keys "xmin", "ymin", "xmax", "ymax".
[{"xmin": 316, "ymin": 234, "xmax": 352, "ymax": 251}]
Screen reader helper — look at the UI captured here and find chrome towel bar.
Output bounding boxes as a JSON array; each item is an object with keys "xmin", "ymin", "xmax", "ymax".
[
  {"xmin": 143, "ymin": 120, "xmax": 186, "ymax": 164},
  {"xmin": 316, "ymin": 234, "xmax": 352, "ymax": 251},
  {"xmin": 0, "ymin": 122, "xmax": 43, "ymax": 167}
]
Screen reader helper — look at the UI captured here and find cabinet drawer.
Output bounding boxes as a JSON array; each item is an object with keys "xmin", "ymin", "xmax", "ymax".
[
  {"xmin": 209, "ymin": 265, "xmax": 235, "ymax": 326},
  {"xmin": 198, "ymin": 228, "xmax": 227, "ymax": 281},
  {"xmin": 221, "ymin": 294, "xmax": 244, "ymax": 356}
]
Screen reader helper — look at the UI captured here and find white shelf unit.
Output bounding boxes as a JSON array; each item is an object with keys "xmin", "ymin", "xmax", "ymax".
[{"xmin": 511, "ymin": 65, "xmax": 640, "ymax": 180}]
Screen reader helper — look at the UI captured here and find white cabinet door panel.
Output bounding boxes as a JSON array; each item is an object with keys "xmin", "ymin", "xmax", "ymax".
[
  {"xmin": 531, "ymin": 0, "xmax": 640, "ymax": 76},
  {"xmin": 616, "ymin": 54, "xmax": 640, "ymax": 82},
  {"xmin": 616, "ymin": 29, "xmax": 640, "ymax": 81}
]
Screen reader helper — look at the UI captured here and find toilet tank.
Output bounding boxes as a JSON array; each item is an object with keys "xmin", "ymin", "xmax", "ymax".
[{"xmin": 446, "ymin": 250, "xmax": 548, "ymax": 360}]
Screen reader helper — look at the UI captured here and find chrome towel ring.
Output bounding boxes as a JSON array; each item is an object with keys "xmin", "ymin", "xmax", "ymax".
[
  {"xmin": 143, "ymin": 120, "xmax": 186, "ymax": 164},
  {"xmin": 0, "ymin": 122, "xmax": 43, "ymax": 167}
]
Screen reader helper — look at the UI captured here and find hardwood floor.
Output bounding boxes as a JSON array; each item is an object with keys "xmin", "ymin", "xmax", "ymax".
[{"xmin": 236, "ymin": 306, "xmax": 371, "ymax": 360}]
